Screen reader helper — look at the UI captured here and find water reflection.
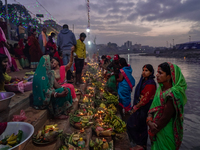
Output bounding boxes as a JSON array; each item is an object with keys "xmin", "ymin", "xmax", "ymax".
[{"xmin": 120, "ymin": 54, "xmax": 200, "ymax": 150}]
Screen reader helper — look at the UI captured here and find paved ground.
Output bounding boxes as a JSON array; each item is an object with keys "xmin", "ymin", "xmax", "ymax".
[{"xmin": 8, "ymin": 69, "xmax": 34, "ymax": 79}]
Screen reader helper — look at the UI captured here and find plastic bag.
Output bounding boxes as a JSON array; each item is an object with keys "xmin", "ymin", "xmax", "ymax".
[
  {"xmin": 4, "ymin": 81, "xmax": 24, "ymax": 93},
  {"xmin": 12, "ymin": 110, "xmax": 27, "ymax": 122},
  {"xmin": 23, "ymin": 82, "xmax": 32, "ymax": 92}
]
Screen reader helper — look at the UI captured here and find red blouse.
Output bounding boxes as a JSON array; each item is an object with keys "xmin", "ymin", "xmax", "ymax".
[{"xmin": 138, "ymin": 84, "xmax": 156, "ymax": 106}]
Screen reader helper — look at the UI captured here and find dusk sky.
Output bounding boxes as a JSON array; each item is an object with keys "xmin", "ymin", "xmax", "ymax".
[{"xmin": 7, "ymin": 0, "xmax": 200, "ymax": 47}]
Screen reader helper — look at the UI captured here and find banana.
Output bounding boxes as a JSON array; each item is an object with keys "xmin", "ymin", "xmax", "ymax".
[{"xmin": 7, "ymin": 140, "xmax": 17, "ymax": 145}]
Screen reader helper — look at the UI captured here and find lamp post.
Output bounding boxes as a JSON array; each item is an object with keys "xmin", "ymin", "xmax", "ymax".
[
  {"xmin": 189, "ymin": 36, "xmax": 191, "ymax": 42},
  {"xmin": 5, "ymin": 0, "xmax": 11, "ymax": 40}
]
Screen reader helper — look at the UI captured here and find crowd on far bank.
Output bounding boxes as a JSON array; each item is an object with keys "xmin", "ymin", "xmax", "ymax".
[{"xmin": 0, "ymin": 22, "xmax": 188, "ymax": 150}]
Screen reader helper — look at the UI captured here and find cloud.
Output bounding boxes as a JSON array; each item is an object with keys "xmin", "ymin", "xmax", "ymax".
[{"xmin": 7, "ymin": 0, "xmax": 200, "ymax": 46}]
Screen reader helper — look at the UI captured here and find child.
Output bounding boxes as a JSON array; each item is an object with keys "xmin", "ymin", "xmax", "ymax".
[{"xmin": 14, "ymin": 43, "xmax": 29, "ymax": 68}]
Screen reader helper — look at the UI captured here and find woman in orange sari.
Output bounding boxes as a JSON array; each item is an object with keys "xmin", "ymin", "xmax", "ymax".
[{"xmin": 51, "ymin": 46, "xmax": 77, "ymax": 101}]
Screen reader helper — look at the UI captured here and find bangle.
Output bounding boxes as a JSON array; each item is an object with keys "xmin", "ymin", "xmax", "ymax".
[
  {"xmin": 148, "ymin": 130, "xmax": 155, "ymax": 137},
  {"xmin": 133, "ymin": 105, "xmax": 139, "ymax": 111},
  {"xmin": 146, "ymin": 117, "xmax": 153, "ymax": 124},
  {"xmin": 54, "ymin": 92, "xmax": 58, "ymax": 98}
]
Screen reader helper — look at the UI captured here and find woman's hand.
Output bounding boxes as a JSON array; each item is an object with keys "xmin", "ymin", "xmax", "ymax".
[
  {"xmin": 58, "ymin": 90, "xmax": 68, "ymax": 97},
  {"xmin": 63, "ymin": 87, "xmax": 69, "ymax": 93},
  {"xmin": 148, "ymin": 121, "xmax": 159, "ymax": 134}
]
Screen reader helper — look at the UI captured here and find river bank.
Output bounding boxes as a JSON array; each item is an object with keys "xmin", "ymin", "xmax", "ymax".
[{"xmin": 140, "ymin": 49, "xmax": 200, "ymax": 63}]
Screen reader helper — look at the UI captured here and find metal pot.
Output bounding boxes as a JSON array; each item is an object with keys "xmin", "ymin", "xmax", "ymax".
[
  {"xmin": 0, "ymin": 122, "xmax": 34, "ymax": 150},
  {"xmin": 0, "ymin": 92, "xmax": 15, "ymax": 112}
]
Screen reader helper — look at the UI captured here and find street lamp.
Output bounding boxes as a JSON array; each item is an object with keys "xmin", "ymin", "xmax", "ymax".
[
  {"xmin": 86, "ymin": 28, "xmax": 90, "ymax": 33},
  {"xmin": 88, "ymin": 41, "xmax": 91, "ymax": 45}
]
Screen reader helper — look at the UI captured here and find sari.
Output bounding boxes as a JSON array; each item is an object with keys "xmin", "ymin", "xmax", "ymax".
[
  {"xmin": 106, "ymin": 74, "xmax": 117, "ymax": 93},
  {"xmin": 14, "ymin": 41, "xmax": 29, "ymax": 68},
  {"xmin": 56, "ymin": 65, "xmax": 76, "ymax": 99},
  {"xmin": 127, "ymin": 72, "xmax": 156, "ymax": 148},
  {"xmin": 118, "ymin": 65, "xmax": 135, "ymax": 112},
  {"xmin": 149, "ymin": 62, "xmax": 187, "ymax": 150},
  {"xmin": 33, "ymin": 55, "xmax": 72, "ymax": 117},
  {"xmin": 28, "ymin": 35, "xmax": 43, "ymax": 69},
  {"xmin": 0, "ymin": 27, "xmax": 12, "ymax": 68}
]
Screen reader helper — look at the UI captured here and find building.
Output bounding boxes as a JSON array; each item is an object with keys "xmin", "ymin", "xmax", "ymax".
[
  {"xmin": 133, "ymin": 44, "xmax": 141, "ymax": 50},
  {"xmin": 124, "ymin": 41, "xmax": 132, "ymax": 48},
  {"xmin": 176, "ymin": 41, "xmax": 200, "ymax": 50}
]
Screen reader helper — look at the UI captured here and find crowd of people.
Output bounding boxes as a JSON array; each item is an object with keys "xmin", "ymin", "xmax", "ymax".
[
  {"xmin": 99, "ymin": 55, "xmax": 187, "ymax": 150},
  {"xmin": 0, "ymin": 22, "xmax": 188, "ymax": 149}
]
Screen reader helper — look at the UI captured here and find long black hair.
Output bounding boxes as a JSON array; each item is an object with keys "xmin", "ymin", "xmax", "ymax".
[
  {"xmin": 159, "ymin": 62, "xmax": 171, "ymax": 75},
  {"xmin": 119, "ymin": 58, "xmax": 128, "ymax": 67},
  {"xmin": 0, "ymin": 54, "xmax": 8, "ymax": 83},
  {"xmin": 52, "ymin": 57, "xmax": 60, "ymax": 66}
]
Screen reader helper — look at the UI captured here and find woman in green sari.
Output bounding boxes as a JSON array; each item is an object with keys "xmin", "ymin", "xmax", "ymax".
[
  {"xmin": 147, "ymin": 62, "xmax": 187, "ymax": 150},
  {"xmin": 33, "ymin": 55, "xmax": 72, "ymax": 119}
]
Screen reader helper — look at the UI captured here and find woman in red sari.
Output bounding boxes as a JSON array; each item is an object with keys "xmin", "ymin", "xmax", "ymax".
[
  {"xmin": 51, "ymin": 46, "xmax": 77, "ymax": 101},
  {"xmin": 28, "ymin": 28, "xmax": 43, "ymax": 69},
  {"xmin": 14, "ymin": 41, "xmax": 29, "ymax": 68},
  {"xmin": 46, "ymin": 33, "xmax": 57, "ymax": 55}
]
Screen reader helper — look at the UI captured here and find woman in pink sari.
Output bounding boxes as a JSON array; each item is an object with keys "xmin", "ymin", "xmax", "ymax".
[
  {"xmin": 0, "ymin": 27, "xmax": 18, "ymax": 71},
  {"xmin": 51, "ymin": 47, "xmax": 77, "ymax": 102}
]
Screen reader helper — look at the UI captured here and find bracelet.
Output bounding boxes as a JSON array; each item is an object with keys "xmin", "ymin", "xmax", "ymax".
[
  {"xmin": 133, "ymin": 105, "xmax": 139, "ymax": 111},
  {"xmin": 148, "ymin": 130, "xmax": 155, "ymax": 137},
  {"xmin": 54, "ymin": 92, "xmax": 58, "ymax": 98},
  {"xmin": 146, "ymin": 117, "xmax": 153, "ymax": 124}
]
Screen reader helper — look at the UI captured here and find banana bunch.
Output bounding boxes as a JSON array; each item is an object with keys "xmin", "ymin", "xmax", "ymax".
[
  {"xmin": 6, "ymin": 133, "xmax": 18, "ymax": 145},
  {"xmin": 103, "ymin": 110, "xmax": 126, "ymax": 133},
  {"xmin": 103, "ymin": 92, "xmax": 119, "ymax": 105},
  {"xmin": 111, "ymin": 116, "xmax": 126, "ymax": 133},
  {"xmin": 108, "ymin": 104, "xmax": 117, "ymax": 113}
]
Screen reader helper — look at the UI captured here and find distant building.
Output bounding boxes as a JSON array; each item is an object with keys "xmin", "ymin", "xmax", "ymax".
[
  {"xmin": 133, "ymin": 44, "xmax": 141, "ymax": 50},
  {"xmin": 141, "ymin": 45, "xmax": 149, "ymax": 51},
  {"xmin": 176, "ymin": 41, "xmax": 200, "ymax": 50},
  {"xmin": 124, "ymin": 41, "xmax": 132, "ymax": 48},
  {"xmin": 107, "ymin": 42, "xmax": 118, "ymax": 48}
]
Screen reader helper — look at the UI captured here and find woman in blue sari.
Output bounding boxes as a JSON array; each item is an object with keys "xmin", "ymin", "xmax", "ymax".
[
  {"xmin": 117, "ymin": 58, "xmax": 135, "ymax": 113},
  {"xmin": 127, "ymin": 64, "xmax": 156, "ymax": 150},
  {"xmin": 33, "ymin": 55, "xmax": 73, "ymax": 119}
]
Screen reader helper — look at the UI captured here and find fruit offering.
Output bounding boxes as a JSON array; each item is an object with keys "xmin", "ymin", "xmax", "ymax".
[{"xmin": 0, "ymin": 130, "xmax": 23, "ymax": 148}]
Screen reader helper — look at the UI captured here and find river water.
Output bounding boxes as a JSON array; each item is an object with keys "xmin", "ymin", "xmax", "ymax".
[{"xmin": 120, "ymin": 54, "xmax": 200, "ymax": 150}]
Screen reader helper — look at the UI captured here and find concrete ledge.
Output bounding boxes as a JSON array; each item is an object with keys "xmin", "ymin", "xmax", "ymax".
[{"xmin": 0, "ymin": 91, "xmax": 32, "ymax": 122}]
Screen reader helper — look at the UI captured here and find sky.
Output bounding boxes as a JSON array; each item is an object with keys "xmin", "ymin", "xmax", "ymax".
[{"xmin": 6, "ymin": 0, "xmax": 200, "ymax": 47}]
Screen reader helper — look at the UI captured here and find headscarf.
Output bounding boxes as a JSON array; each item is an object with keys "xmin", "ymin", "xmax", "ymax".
[
  {"xmin": 149, "ymin": 62, "xmax": 187, "ymax": 150},
  {"xmin": 107, "ymin": 55, "xmax": 111, "ymax": 60},
  {"xmin": 33, "ymin": 55, "xmax": 55, "ymax": 107},
  {"xmin": 53, "ymin": 51, "xmax": 63, "ymax": 66},
  {"xmin": 114, "ymin": 54, "xmax": 119, "ymax": 60},
  {"xmin": 133, "ymin": 64, "xmax": 156, "ymax": 106}
]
